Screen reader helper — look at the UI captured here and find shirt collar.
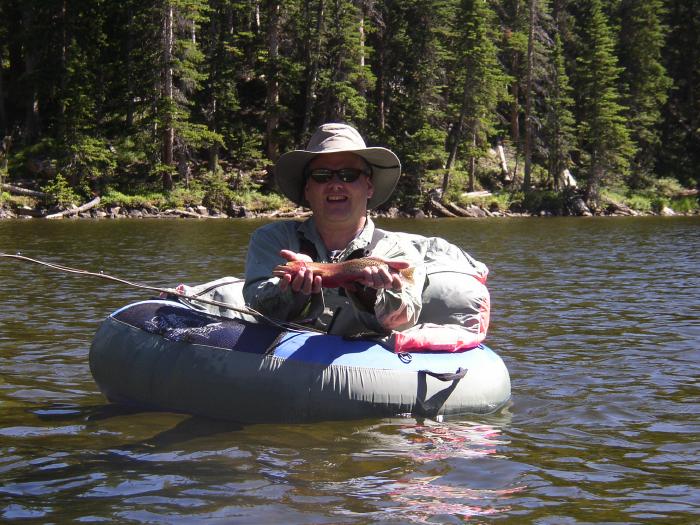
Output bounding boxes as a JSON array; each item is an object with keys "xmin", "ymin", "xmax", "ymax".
[{"xmin": 298, "ymin": 216, "xmax": 375, "ymax": 261}]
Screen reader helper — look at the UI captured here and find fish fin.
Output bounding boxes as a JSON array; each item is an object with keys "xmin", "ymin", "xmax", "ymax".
[
  {"xmin": 400, "ymin": 267, "xmax": 415, "ymax": 285},
  {"xmin": 272, "ymin": 263, "xmax": 294, "ymax": 278},
  {"xmin": 385, "ymin": 260, "xmax": 411, "ymax": 270},
  {"xmin": 341, "ymin": 282, "xmax": 359, "ymax": 293}
]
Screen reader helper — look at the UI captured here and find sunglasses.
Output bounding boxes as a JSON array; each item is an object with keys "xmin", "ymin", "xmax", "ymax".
[{"xmin": 306, "ymin": 168, "xmax": 370, "ymax": 184}]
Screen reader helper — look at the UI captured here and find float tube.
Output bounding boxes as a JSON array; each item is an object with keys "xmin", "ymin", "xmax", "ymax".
[{"xmin": 89, "ymin": 300, "xmax": 511, "ymax": 423}]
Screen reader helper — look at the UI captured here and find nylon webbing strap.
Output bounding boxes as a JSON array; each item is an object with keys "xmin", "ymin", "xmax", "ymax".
[{"xmin": 419, "ymin": 367, "xmax": 468, "ymax": 382}]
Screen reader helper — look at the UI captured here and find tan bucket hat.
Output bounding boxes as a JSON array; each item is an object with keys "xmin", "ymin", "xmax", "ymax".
[{"xmin": 275, "ymin": 123, "xmax": 401, "ymax": 209}]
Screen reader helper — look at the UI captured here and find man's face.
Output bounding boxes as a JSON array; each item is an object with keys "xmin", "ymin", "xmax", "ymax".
[{"xmin": 303, "ymin": 152, "xmax": 374, "ymax": 226}]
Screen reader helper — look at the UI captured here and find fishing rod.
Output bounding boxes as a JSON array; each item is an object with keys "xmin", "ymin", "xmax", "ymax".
[{"xmin": 0, "ymin": 252, "xmax": 323, "ymax": 334}]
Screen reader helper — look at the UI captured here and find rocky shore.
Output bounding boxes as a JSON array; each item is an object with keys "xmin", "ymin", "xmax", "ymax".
[
  {"xmin": 0, "ymin": 200, "xmax": 692, "ymax": 220},
  {"xmin": 1, "ymin": 183, "xmax": 696, "ymax": 220}
]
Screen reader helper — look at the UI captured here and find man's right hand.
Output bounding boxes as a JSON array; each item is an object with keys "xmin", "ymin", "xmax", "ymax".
[{"xmin": 277, "ymin": 250, "xmax": 323, "ymax": 295}]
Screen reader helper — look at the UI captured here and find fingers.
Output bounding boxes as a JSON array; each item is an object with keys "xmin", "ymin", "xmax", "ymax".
[
  {"xmin": 358, "ymin": 265, "xmax": 403, "ymax": 291},
  {"xmin": 279, "ymin": 249, "xmax": 313, "ymax": 263},
  {"xmin": 159, "ymin": 283, "xmax": 186, "ymax": 298},
  {"xmin": 279, "ymin": 266, "xmax": 322, "ymax": 295}
]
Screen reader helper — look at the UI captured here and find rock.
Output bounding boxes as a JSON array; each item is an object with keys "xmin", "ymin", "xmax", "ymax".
[
  {"xmin": 196, "ymin": 205, "xmax": 209, "ymax": 216},
  {"xmin": 465, "ymin": 205, "xmax": 487, "ymax": 218},
  {"xmin": 128, "ymin": 209, "xmax": 143, "ymax": 218},
  {"xmin": 660, "ymin": 206, "xmax": 675, "ymax": 216},
  {"xmin": 569, "ymin": 197, "xmax": 592, "ymax": 216},
  {"xmin": 385, "ymin": 207, "xmax": 400, "ymax": 218},
  {"xmin": 0, "ymin": 207, "xmax": 16, "ymax": 219}
]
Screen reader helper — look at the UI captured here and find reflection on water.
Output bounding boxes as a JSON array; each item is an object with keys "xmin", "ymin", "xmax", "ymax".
[{"xmin": 1, "ymin": 216, "xmax": 699, "ymax": 523}]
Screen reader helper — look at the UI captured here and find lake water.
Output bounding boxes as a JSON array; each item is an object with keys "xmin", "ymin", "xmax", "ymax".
[{"xmin": 1, "ymin": 216, "xmax": 699, "ymax": 523}]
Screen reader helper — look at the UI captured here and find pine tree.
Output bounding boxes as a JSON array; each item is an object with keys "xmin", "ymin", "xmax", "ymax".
[
  {"xmin": 574, "ymin": 0, "xmax": 633, "ymax": 206},
  {"xmin": 315, "ymin": 0, "xmax": 374, "ymax": 125},
  {"xmin": 522, "ymin": 0, "xmax": 552, "ymax": 189},
  {"xmin": 658, "ymin": 0, "xmax": 700, "ymax": 188},
  {"xmin": 497, "ymin": 0, "xmax": 529, "ymax": 162},
  {"xmin": 159, "ymin": 0, "xmax": 221, "ymax": 189},
  {"xmin": 543, "ymin": 32, "xmax": 576, "ymax": 190},
  {"xmin": 443, "ymin": 0, "xmax": 509, "ymax": 193},
  {"xmin": 616, "ymin": 0, "xmax": 671, "ymax": 188},
  {"xmin": 370, "ymin": 0, "xmax": 453, "ymax": 208},
  {"xmin": 0, "ymin": 1, "xmax": 7, "ymax": 136}
]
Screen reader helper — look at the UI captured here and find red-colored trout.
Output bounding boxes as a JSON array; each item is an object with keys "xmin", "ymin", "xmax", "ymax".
[{"xmin": 272, "ymin": 257, "xmax": 414, "ymax": 288}]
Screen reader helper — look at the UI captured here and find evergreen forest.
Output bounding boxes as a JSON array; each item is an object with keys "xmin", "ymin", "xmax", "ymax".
[{"xmin": 0, "ymin": 0, "xmax": 698, "ymax": 217}]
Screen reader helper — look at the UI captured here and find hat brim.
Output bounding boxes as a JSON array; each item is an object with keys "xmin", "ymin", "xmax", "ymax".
[{"xmin": 275, "ymin": 147, "xmax": 401, "ymax": 209}]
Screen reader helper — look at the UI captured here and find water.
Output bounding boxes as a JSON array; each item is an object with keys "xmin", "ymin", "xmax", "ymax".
[{"xmin": 1, "ymin": 216, "xmax": 698, "ymax": 523}]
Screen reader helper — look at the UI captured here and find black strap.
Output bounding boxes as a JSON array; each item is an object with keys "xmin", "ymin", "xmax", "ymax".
[{"xmin": 419, "ymin": 367, "xmax": 468, "ymax": 382}]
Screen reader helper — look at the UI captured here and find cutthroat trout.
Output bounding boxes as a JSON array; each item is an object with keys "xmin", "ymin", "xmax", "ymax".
[{"xmin": 272, "ymin": 257, "xmax": 414, "ymax": 288}]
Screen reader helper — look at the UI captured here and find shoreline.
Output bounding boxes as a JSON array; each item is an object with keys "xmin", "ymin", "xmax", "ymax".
[{"xmin": 0, "ymin": 202, "xmax": 695, "ymax": 221}]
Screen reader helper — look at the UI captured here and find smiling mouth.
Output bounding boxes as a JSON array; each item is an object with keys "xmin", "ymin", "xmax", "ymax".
[{"xmin": 327, "ymin": 195, "xmax": 348, "ymax": 202}]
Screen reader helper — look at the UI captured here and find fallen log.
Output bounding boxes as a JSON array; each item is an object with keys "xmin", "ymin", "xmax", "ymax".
[
  {"xmin": 444, "ymin": 202, "xmax": 471, "ymax": 217},
  {"xmin": 270, "ymin": 209, "xmax": 313, "ymax": 218},
  {"xmin": 166, "ymin": 208, "xmax": 206, "ymax": 218},
  {"xmin": 45, "ymin": 196, "xmax": 101, "ymax": 219},
  {"xmin": 427, "ymin": 198, "xmax": 458, "ymax": 218},
  {"xmin": 1, "ymin": 183, "xmax": 48, "ymax": 199},
  {"xmin": 461, "ymin": 190, "xmax": 492, "ymax": 198}
]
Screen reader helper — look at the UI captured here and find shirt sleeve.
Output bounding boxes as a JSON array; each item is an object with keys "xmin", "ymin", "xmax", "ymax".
[
  {"xmin": 345, "ymin": 234, "xmax": 426, "ymax": 332},
  {"xmin": 242, "ymin": 223, "xmax": 325, "ymax": 322}
]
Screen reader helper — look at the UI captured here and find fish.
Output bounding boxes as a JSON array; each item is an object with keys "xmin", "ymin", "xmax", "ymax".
[{"xmin": 272, "ymin": 257, "xmax": 414, "ymax": 289}]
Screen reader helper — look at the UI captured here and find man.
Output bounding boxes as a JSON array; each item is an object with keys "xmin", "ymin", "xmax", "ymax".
[{"xmin": 243, "ymin": 123, "xmax": 426, "ymax": 336}]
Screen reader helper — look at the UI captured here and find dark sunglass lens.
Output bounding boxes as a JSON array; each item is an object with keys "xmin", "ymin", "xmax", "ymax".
[
  {"xmin": 309, "ymin": 169, "xmax": 333, "ymax": 183},
  {"xmin": 337, "ymin": 169, "xmax": 363, "ymax": 182}
]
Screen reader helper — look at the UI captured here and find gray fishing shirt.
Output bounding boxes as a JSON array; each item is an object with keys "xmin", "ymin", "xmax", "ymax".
[{"xmin": 243, "ymin": 217, "xmax": 426, "ymax": 335}]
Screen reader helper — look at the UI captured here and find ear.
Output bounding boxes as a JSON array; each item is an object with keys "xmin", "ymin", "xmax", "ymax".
[{"xmin": 366, "ymin": 176, "xmax": 374, "ymax": 199}]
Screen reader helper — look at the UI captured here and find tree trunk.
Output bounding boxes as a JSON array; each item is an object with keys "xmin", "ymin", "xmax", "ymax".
[
  {"xmin": 125, "ymin": 5, "xmax": 134, "ymax": 129},
  {"xmin": 0, "ymin": 52, "xmax": 5, "ymax": 134},
  {"xmin": 523, "ymin": 0, "xmax": 536, "ymax": 190},
  {"xmin": 45, "ymin": 196, "xmax": 101, "ymax": 219},
  {"xmin": 207, "ymin": 8, "xmax": 220, "ymax": 172},
  {"xmin": 358, "ymin": 6, "xmax": 366, "ymax": 99},
  {"xmin": 21, "ymin": 5, "xmax": 40, "ymax": 141},
  {"xmin": 376, "ymin": 31, "xmax": 386, "ymax": 131},
  {"xmin": 265, "ymin": 0, "xmax": 280, "ymax": 161},
  {"xmin": 302, "ymin": 0, "xmax": 324, "ymax": 141},
  {"xmin": 443, "ymin": 76, "xmax": 471, "ymax": 197},
  {"xmin": 468, "ymin": 127, "xmax": 477, "ymax": 192},
  {"xmin": 162, "ymin": 2, "xmax": 174, "ymax": 190}
]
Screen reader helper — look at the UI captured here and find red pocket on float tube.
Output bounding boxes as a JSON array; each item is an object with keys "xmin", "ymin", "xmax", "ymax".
[{"xmin": 393, "ymin": 321, "xmax": 488, "ymax": 353}]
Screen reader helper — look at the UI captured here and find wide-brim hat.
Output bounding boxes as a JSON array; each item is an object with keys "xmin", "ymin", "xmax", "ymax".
[{"xmin": 275, "ymin": 123, "xmax": 401, "ymax": 209}]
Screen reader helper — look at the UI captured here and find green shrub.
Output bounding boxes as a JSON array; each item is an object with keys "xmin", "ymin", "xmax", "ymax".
[
  {"xmin": 42, "ymin": 174, "xmax": 81, "ymax": 207},
  {"xmin": 521, "ymin": 190, "xmax": 565, "ymax": 215},
  {"xmin": 670, "ymin": 196, "xmax": 699, "ymax": 213},
  {"xmin": 201, "ymin": 171, "xmax": 235, "ymax": 211},
  {"xmin": 625, "ymin": 195, "xmax": 652, "ymax": 213},
  {"xmin": 653, "ymin": 177, "xmax": 684, "ymax": 197}
]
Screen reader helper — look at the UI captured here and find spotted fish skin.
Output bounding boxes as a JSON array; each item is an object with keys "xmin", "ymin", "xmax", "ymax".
[{"xmin": 272, "ymin": 257, "xmax": 414, "ymax": 288}]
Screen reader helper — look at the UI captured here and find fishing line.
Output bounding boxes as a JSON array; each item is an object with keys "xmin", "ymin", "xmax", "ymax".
[{"xmin": 0, "ymin": 252, "xmax": 323, "ymax": 334}]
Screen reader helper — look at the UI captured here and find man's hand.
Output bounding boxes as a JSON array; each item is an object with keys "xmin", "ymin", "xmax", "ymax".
[
  {"xmin": 352, "ymin": 257, "xmax": 409, "ymax": 291},
  {"xmin": 277, "ymin": 250, "xmax": 322, "ymax": 295},
  {"xmin": 159, "ymin": 283, "xmax": 186, "ymax": 299}
]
